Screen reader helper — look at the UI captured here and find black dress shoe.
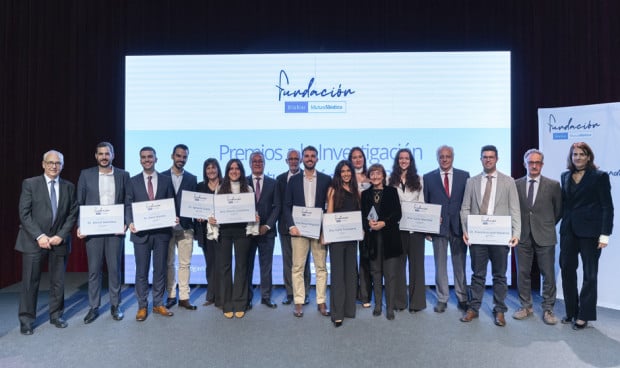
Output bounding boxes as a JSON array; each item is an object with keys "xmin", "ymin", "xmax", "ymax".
[
  {"xmin": 50, "ymin": 318, "xmax": 68, "ymax": 328},
  {"xmin": 386, "ymin": 310, "xmax": 395, "ymax": 320},
  {"xmin": 573, "ymin": 320, "xmax": 588, "ymax": 330},
  {"xmin": 83, "ymin": 308, "xmax": 99, "ymax": 324},
  {"xmin": 111, "ymin": 305, "xmax": 124, "ymax": 321},
  {"xmin": 20, "ymin": 325, "xmax": 33, "ymax": 335},
  {"xmin": 434, "ymin": 302, "xmax": 447, "ymax": 313},
  {"xmin": 179, "ymin": 299, "xmax": 198, "ymax": 310},
  {"xmin": 282, "ymin": 295, "xmax": 294, "ymax": 305},
  {"xmin": 165, "ymin": 298, "xmax": 177, "ymax": 309},
  {"xmin": 261, "ymin": 298, "xmax": 277, "ymax": 309},
  {"xmin": 372, "ymin": 308, "xmax": 382, "ymax": 317}
]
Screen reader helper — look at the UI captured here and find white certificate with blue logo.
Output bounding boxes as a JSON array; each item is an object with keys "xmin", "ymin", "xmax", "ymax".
[
  {"xmin": 322, "ymin": 211, "xmax": 364, "ymax": 243},
  {"xmin": 399, "ymin": 202, "xmax": 441, "ymax": 233},
  {"xmin": 292, "ymin": 206, "xmax": 323, "ymax": 239},
  {"xmin": 180, "ymin": 190, "xmax": 214, "ymax": 219},
  {"xmin": 467, "ymin": 215, "xmax": 512, "ymax": 245},
  {"xmin": 213, "ymin": 192, "xmax": 256, "ymax": 224},
  {"xmin": 131, "ymin": 198, "xmax": 177, "ymax": 232},
  {"xmin": 79, "ymin": 204, "xmax": 125, "ymax": 236}
]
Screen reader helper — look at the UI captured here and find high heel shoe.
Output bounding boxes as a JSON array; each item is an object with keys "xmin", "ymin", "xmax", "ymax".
[
  {"xmin": 333, "ymin": 320, "xmax": 343, "ymax": 328},
  {"xmin": 572, "ymin": 320, "xmax": 587, "ymax": 330}
]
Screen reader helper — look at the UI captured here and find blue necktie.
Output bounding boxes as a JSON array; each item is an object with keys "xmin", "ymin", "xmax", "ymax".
[{"xmin": 50, "ymin": 180, "xmax": 58, "ymax": 222}]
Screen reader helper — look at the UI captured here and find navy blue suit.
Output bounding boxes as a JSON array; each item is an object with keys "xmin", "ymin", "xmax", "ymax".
[
  {"xmin": 423, "ymin": 168, "xmax": 470, "ymax": 305},
  {"xmin": 127, "ymin": 172, "xmax": 175, "ymax": 309},
  {"xmin": 77, "ymin": 166, "xmax": 131, "ymax": 309},
  {"xmin": 560, "ymin": 169, "xmax": 614, "ymax": 321},
  {"xmin": 247, "ymin": 175, "xmax": 281, "ymax": 301}
]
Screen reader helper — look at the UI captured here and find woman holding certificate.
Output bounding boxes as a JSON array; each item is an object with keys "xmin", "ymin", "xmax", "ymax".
[
  {"xmin": 196, "ymin": 158, "xmax": 222, "ymax": 308},
  {"xmin": 560, "ymin": 142, "xmax": 613, "ymax": 330},
  {"xmin": 389, "ymin": 148, "xmax": 427, "ymax": 313},
  {"xmin": 361, "ymin": 164, "xmax": 402, "ymax": 320},
  {"xmin": 210, "ymin": 159, "xmax": 256, "ymax": 319},
  {"xmin": 348, "ymin": 147, "xmax": 372, "ymax": 308},
  {"xmin": 325, "ymin": 160, "xmax": 361, "ymax": 327}
]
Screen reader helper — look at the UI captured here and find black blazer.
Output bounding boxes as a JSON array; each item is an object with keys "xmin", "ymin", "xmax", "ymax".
[
  {"xmin": 15, "ymin": 175, "xmax": 78, "ymax": 255},
  {"xmin": 76, "ymin": 166, "xmax": 132, "ymax": 227},
  {"xmin": 560, "ymin": 169, "xmax": 614, "ymax": 238},
  {"xmin": 247, "ymin": 175, "xmax": 280, "ymax": 238},
  {"xmin": 361, "ymin": 185, "xmax": 402, "ymax": 260},
  {"xmin": 161, "ymin": 169, "xmax": 197, "ymax": 230}
]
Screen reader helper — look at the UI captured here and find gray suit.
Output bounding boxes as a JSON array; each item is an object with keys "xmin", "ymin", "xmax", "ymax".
[
  {"xmin": 16, "ymin": 175, "xmax": 78, "ymax": 327},
  {"xmin": 460, "ymin": 171, "xmax": 520, "ymax": 313},
  {"xmin": 515, "ymin": 175, "xmax": 561, "ymax": 311},
  {"xmin": 77, "ymin": 166, "xmax": 131, "ymax": 310}
]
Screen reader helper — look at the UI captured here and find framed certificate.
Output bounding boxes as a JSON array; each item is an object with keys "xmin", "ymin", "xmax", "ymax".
[
  {"xmin": 180, "ymin": 190, "xmax": 214, "ymax": 219},
  {"xmin": 213, "ymin": 192, "xmax": 256, "ymax": 224},
  {"xmin": 399, "ymin": 202, "xmax": 441, "ymax": 233},
  {"xmin": 131, "ymin": 198, "xmax": 176, "ymax": 232},
  {"xmin": 292, "ymin": 206, "xmax": 323, "ymax": 239},
  {"xmin": 79, "ymin": 204, "xmax": 125, "ymax": 236},
  {"xmin": 322, "ymin": 211, "xmax": 364, "ymax": 243},
  {"xmin": 467, "ymin": 215, "xmax": 512, "ymax": 245}
]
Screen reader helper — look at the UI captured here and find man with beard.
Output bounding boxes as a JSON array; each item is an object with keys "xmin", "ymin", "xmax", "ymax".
[
  {"xmin": 77, "ymin": 142, "xmax": 131, "ymax": 323},
  {"xmin": 162, "ymin": 144, "xmax": 198, "ymax": 310},
  {"xmin": 284, "ymin": 145, "xmax": 331, "ymax": 318}
]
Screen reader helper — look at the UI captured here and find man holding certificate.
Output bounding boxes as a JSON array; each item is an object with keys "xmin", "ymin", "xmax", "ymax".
[
  {"xmin": 460, "ymin": 145, "xmax": 520, "ymax": 327},
  {"xmin": 77, "ymin": 142, "xmax": 130, "ymax": 324},
  {"xmin": 284, "ymin": 145, "xmax": 331, "ymax": 318},
  {"xmin": 128, "ymin": 146, "xmax": 176, "ymax": 322}
]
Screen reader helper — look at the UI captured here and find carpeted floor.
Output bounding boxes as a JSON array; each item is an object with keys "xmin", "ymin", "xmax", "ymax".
[{"xmin": 1, "ymin": 273, "xmax": 619, "ymax": 368}]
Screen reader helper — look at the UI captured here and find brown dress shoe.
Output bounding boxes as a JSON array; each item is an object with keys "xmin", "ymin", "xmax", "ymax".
[
  {"xmin": 179, "ymin": 299, "xmax": 197, "ymax": 310},
  {"xmin": 152, "ymin": 305, "xmax": 174, "ymax": 317},
  {"xmin": 136, "ymin": 308, "xmax": 148, "ymax": 322},
  {"xmin": 293, "ymin": 304, "xmax": 303, "ymax": 318},
  {"xmin": 494, "ymin": 312, "xmax": 506, "ymax": 327},
  {"xmin": 460, "ymin": 309, "xmax": 479, "ymax": 322},
  {"xmin": 317, "ymin": 303, "xmax": 331, "ymax": 317}
]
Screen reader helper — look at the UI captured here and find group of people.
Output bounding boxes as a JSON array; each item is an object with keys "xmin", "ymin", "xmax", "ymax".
[{"xmin": 15, "ymin": 141, "xmax": 613, "ymax": 335}]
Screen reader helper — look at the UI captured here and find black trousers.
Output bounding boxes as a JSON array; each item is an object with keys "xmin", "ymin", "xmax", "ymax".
[
  {"xmin": 219, "ymin": 234, "xmax": 251, "ymax": 313},
  {"xmin": 329, "ymin": 241, "xmax": 358, "ymax": 321},
  {"xmin": 200, "ymin": 239, "xmax": 222, "ymax": 307}
]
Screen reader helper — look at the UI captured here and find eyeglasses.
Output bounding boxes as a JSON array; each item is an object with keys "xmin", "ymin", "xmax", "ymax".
[
  {"xmin": 526, "ymin": 161, "xmax": 543, "ymax": 166},
  {"xmin": 45, "ymin": 161, "xmax": 62, "ymax": 167}
]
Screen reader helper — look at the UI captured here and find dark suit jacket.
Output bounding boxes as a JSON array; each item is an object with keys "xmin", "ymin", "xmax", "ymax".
[
  {"xmin": 283, "ymin": 170, "xmax": 330, "ymax": 230},
  {"xmin": 15, "ymin": 175, "xmax": 78, "ymax": 255},
  {"xmin": 76, "ymin": 166, "xmax": 131, "ymax": 227},
  {"xmin": 361, "ymin": 185, "xmax": 402, "ymax": 259},
  {"xmin": 248, "ymin": 175, "xmax": 280, "ymax": 238},
  {"xmin": 127, "ymin": 172, "xmax": 175, "ymax": 243},
  {"xmin": 276, "ymin": 170, "xmax": 302, "ymax": 235},
  {"xmin": 423, "ymin": 168, "xmax": 470, "ymax": 237},
  {"xmin": 560, "ymin": 169, "xmax": 614, "ymax": 238},
  {"xmin": 516, "ymin": 175, "xmax": 562, "ymax": 246},
  {"xmin": 161, "ymin": 169, "xmax": 197, "ymax": 230}
]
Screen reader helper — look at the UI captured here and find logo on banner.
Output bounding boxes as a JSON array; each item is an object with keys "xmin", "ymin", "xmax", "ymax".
[
  {"xmin": 276, "ymin": 70, "xmax": 355, "ymax": 114},
  {"xmin": 545, "ymin": 114, "xmax": 601, "ymax": 140}
]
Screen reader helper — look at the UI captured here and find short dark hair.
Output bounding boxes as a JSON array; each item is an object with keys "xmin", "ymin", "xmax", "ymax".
[
  {"xmin": 480, "ymin": 145, "xmax": 498, "ymax": 157},
  {"xmin": 96, "ymin": 141, "xmax": 114, "ymax": 154},
  {"xmin": 140, "ymin": 146, "xmax": 156, "ymax": 155},
  {"xmin": 172, "ymin": 144, "xmax": 189, "ymax": 154},
  {"xmin": 302, "ymin": 145, "xmax": 318, "ymax": 155}
]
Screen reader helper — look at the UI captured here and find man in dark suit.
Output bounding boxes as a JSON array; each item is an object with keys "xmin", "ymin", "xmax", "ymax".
[
  {"xmin": 77, "ymin": 142, "xmax": 130, "ymax": 324},
  {"xmin": 276, "ymin": 150, "xmax": 310, "ymax": 305},
  {"xmin": 460, "ymin": 145, "xmax": 520, "ymax": 327},
  {"xmin": 423, "ymin": 145, "xmax": 470, "ymax": 313},
  {"xmin": 284, "ymin": 145, "xmax": 331, "ymax": 318},
  {"xmin": 127, "ymin": 146, "xmax": 176, "ymax": 321},
  {"xmin": 513, "ymin": 148, "xmax": 562, "ymax": 325},
  {"xmin": 246, "ymin": 151, "xmax": 281, "ymax": 309},
  {"xmin": 161, "ymin": 144, "xmax": 198, "ymax": 310},
  {"xmin": 16, "ymin": 150, "xmax": 78, "ymax": 335}
]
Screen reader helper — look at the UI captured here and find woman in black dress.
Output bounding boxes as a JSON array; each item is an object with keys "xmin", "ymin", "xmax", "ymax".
[
  {"xmin": 361, "ymin": 164, "xmax": 403, "ymax": 320},
  {"xmin": 325, "ymin": 160, "xmax": 361, "ymax": 327},
  {"xmin": 195, "ymin": 158, "xmax": 222, "ymax": 308}
]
